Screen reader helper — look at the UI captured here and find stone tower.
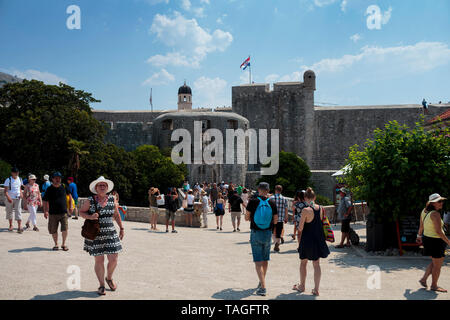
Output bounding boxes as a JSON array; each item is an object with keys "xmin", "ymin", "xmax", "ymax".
[{"xmin": 178, "ymin": 81, "xmax": 192, "ymax": 111}]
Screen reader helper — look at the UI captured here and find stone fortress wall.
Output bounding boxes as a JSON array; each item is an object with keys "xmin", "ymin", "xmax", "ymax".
[{"xmin": 92, "ymin": 71, "xmax": 450, "ymax": 198}]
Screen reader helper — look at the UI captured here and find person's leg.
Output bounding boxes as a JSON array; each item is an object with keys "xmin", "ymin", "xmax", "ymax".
[
  {"xmin": 262, "ymin": 260, "xmax": 268, "ymax": 278},
  {"xmin": 189, "ymin": 213, "xmax": 193, "ymax": 227},
  {"xmin": 171, "ymin": 216, "xmax": 176, "ymax": 231},
  {"xmin": 254, "ymin": 262, "xmax": 265, "ymax": 288},
  {"xmin": 14, "ymin": 199, "xmax": 22, "ymax": 231},
  {"xmin": 216, "ymin": 215, "xmax": 219, "ymax": 228},
  {"xmin": 312, "ymin": 259, "xmax": 321, "ymax": 294},
  {"xmin": 430, "ymin": 257, "xmax": 446, "ymax": 291},
  {"xmin": 62, "ymin": 231, "xmax": 68, "ymax": 247},
  {"xmin": 6, "ymin": 200, "xmax": 14, "ymax": 230},
  {"xmin": 231, "ymin": 214, "xmax": 236, "ymax": 230},
  {"xmin": 300, "ymin": 259, "xmax": 307, "ymax": 290},
  {"xmin": 237, "ymin": 215, "xmax": 241, "ymax": 230},
  {"xmin": 420, "ymin": 261, "xmax": 433, "ymax": 285},
  {"xmin": 106, "ymin": 254, "xmax": 118, "ymax": 281},
  {"xmin": 220, "ymin": 215, "xmax": 223, "ymax": 229},
  {"xmin": 61, "ymin": 215, "xmax": 68, "ymax": 248},
  {"xmin": 94, "ymin": 255, "xmax": 106, "ymax": 287}
]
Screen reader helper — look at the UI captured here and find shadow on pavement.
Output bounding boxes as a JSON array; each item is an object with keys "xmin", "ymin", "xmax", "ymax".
[
  {"xmin": 9, "ymin": 247, "xmax": 54, "ymax": 253},
  {"xmin": 211, "ymin": 288, "xmax": 255, "ymax": 300},
  {"xmin": 0, "ymin": 228, "xmax": 12, "ymax": 233},
  {"xmin": 403, "ymin": 288, "xmax": 438, "ymax": 300},
  {"xmin": 273, "ymin": 292, "xmax": 317, "ymax": 300},
  {"xmin": 31, "ymin": 290, "xmax": 100, "ymax": 300},
  {"xmin": 277, "ymin": 249, "xmax": 298, "ymax": 255}
]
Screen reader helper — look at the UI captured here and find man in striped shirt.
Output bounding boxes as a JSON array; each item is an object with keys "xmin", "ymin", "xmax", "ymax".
[{"xmin": 270, "ymin": 185, "xmax": 288, "ymax": 252}]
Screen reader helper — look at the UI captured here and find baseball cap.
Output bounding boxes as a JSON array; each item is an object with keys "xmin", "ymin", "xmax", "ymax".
[{"xmin": 52, "ymin": 172, "xmax": 62, "ymax": 178}]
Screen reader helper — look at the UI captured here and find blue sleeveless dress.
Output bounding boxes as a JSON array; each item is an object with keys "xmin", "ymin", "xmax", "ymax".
[{"xmin": 298, "ymin": 206, "xmax": 330, "ymax": 260}]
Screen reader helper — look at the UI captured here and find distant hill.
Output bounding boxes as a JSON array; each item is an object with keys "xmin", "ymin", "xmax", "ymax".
[{"xmin": 0, "ymin": 72, "xmax": 23, "ymax": 88}]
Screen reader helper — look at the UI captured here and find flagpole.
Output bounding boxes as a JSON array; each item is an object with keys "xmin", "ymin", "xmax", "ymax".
[
  {"xmin": 150, "ymin": 88, "xmax": 153, "ymax": 113},
  {"xmin": 249, "ymin": 55, "xmax": 251, "ymax": 84}
]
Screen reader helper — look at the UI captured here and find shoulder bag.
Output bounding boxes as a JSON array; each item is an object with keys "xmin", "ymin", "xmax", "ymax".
[{"xmin": 81, "ymin": 196, "xmax": 101, "ymax": 240}]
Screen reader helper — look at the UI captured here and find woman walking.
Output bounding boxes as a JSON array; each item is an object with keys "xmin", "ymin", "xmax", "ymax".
[
  {"xmin": 24, "ymin": 174, "xmax": 42, "ymax": 231},
  {"xmin": 417, "ymin": 193, "xmax": 450, "ymax": 293},
  {"xmin": 79, "ymin": 176, "xmax": 124, "ymax": 296},
  {"xmin": 214, "ymin": 193, "xmax": 225, "ymax": 230},
  {"xmin": 148, "ymin": 187, "xmax": 159, "ymax": 230},
  {"xmin": 184, "ymin": 189, "xmax": 195, "ymax": 227},
  {"xmin": 294, "ymin": 187, "xmax": 330, "ymax": 296}
]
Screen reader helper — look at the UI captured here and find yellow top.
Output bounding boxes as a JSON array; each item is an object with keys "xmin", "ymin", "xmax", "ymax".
[{"xmin": 421, "ymin": 209, "xmax": 444, "ymax": 239}]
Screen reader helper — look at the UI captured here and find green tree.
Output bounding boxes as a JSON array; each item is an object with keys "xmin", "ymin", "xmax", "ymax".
[
  {"xmin": 343, "ymin": 120, "xmax": 450, "ymax": 223},
  {"xmin": 133, "ymin": 145, "xmax": 186, "ymax": 205},
  {"xmin": 258, "ymin": 151, "xmax": 312, "ymax": 197},
  {"xmin": 0, "ymin": 80, "xmax": 104, "ymax": 179},
  {"xmin": 0, "ymin": 159, "xmax": 12, "ymax": 182}
]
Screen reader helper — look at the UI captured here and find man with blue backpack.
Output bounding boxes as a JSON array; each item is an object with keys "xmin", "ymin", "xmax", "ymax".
[{"xmin": 245, "ymin": 182, "xmax": 278, "ymax": 296}]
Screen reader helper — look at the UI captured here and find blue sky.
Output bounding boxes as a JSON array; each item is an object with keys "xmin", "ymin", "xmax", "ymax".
[{"xmin": 0, "ymin": 0, "xmax": 449, "ymax": 110}]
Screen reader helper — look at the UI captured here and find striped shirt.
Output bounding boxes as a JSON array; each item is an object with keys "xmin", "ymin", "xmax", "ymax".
[{"xmin": 270, "ymin": 193, "xmax": 288, "ymax": 222}]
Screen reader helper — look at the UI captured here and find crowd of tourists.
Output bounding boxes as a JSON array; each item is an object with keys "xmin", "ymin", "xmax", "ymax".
[{"xmin": 2, "ymin": 167, "xmax": 449, "ymax": 296}]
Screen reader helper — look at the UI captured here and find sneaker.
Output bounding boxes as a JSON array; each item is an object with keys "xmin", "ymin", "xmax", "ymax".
[
  {"xmin": 166, "ymin": 229, "xmax": 169, "ymax": 233},
  {"xmin": 256, "ymin": 287, "xmax": 266, "ymax": 296},
  {"xmin": 217, "ymin": 226, "xmax": 219, "ymax": 230},
  {"xmin": 220, "ymin": 227, "xmax": 223, "ymax": 231},
  {"xmin": 274, "ymin": 243, "xmax": 280, "ymax": 252},
  {"xmin": 33, "ymin": 227, "xmax": 39, "ymax": 232},
  {"xmin": 25, "ymin": 223, "xmax": 30, "ymax": 229},
  {"xmin": 233, "ymin": 229, "xmax": 236, "ymax": 232},
  {"xmin": 172, "ymin": 230, "xmax": 178, "ymax": 233},
  {"xmin": 237, "ymin": 228, "xmax": 240, "ymax": 232}
]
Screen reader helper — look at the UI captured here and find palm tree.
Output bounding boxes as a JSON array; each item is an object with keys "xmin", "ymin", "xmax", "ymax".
[{"xmin": 68, "ymin": 139, "xmax": 89, "ymax": 181}]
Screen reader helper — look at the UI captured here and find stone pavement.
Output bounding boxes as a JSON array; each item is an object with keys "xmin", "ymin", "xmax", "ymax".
[{"xmin": 0, "ymin": 206, "xmax": 448, "ymax": 300}]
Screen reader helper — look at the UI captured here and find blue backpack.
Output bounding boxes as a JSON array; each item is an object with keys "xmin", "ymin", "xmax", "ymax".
[{"xmin": 254, "ymin": 197, "xmax": 273, "ymax": 229}]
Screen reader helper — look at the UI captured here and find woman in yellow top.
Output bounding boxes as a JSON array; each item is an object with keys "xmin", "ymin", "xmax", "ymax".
[{"xmin": 417, "ymin": 193, "xmax": 450, "ymax": 293}]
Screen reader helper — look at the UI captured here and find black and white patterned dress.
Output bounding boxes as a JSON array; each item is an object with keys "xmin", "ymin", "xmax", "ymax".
[{"xmin": 84, "ymin": 195, "xmax": 123, "ymax": 256}]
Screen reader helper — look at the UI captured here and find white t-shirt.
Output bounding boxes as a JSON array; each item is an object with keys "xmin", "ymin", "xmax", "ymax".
[
  {"xmin": 201, "ymin": 196, "xmax": 209, "ymax": 211},
  {"xmin": 187, "ymin": 194, "xmax": 195, "ymax": 205},
  {"xmin": 4, "ymin": 176, "xmax": 23, "ymax": 199}
]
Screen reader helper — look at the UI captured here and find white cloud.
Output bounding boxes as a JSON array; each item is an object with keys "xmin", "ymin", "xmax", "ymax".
[
  {"xmin": 193, "ymin": 7, "xmax": 205, "ymax": 18},
  {"xmin": 314, "ymin": 0, "xmax": 337, "ymax": 7},
  {"xmin": 265, "ymin": 74, "xmax": 279, "ymax": 83},
  {"xmin": 340, "ymin": 0, "xmax": 347, "ymax": 12},
  {"xmin": 6, "ymin": 69, "xmax": 67, "ymax": 85},
  {"xmin": 350, "ymin": 33, "xmax": 361, "ymax": 43},
  {"xmin": 216, "ymin": 14, "xmax": 227, "ymax": 25},
  {"xmin": 200, "ymin": 0, "xmax": 210, "ymax": 4},
  {"xmin": 181, "ymin": 0, "xmax": 191, "ymax": 11},
  {"xmin": 142, "ymin": 69, "xmax": 175, "ymax": 86},
  {"xmin": 142, "ymin": 0, "xmax": 169, "ymax": 5},
  {"xmin": 301, "ymin": 42, "xmax": 450, "ymax": 76},
  {"xmin": 148, "ymin": 12, "xmax": 233, "ymax": 68},
  {"xmin": 193, "ymin": 76, "xmax": 228, "ymax": 107}
]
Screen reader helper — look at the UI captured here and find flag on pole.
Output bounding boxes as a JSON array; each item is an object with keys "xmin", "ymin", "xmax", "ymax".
[
  {"xmin": 243, "ymin": 62, "xmax": 251, "ymax": 70},
  {"xmin": 240, "ymin": 56, "xmax": 250, "ymax": 69},
  {"xmin": 150, "ymin": 88, "xmax": 153, "ymax": 112}
]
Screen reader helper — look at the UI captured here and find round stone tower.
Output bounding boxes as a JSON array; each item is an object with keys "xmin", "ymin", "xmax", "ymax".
[{"xmin": 178, "ymin": 81, "xmax": 192, "ymax": 111}]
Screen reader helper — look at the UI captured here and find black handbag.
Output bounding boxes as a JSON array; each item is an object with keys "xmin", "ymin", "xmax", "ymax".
[{"xmin": 81, "ymin": 197, "xmax": 100, "ymax": 240}]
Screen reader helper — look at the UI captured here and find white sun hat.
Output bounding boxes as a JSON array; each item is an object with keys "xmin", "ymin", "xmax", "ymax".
[
  {"xmin": 89, "ymin": 176, "xmax": 114, "ymax": 194},
  {"xmin": 428, "ymin": 193, "xmax": 447, "ymax": 203}
]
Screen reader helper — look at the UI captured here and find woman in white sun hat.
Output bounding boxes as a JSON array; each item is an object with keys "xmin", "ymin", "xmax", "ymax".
[
  {"xmin": 417, "ymin": 193, "xmax": 450, "ymax": 293},
  {"xmin": 24, "ymin": 174, "xmax": 42, "ymax": 231},
  {"xmin": 79, "ymin": 176, "xmax": 124, "ymax": 296}
]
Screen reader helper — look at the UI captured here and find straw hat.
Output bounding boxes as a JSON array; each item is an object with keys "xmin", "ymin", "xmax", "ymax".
[
  {"xmin": 28, "ymin": 174, "xmax": 37, "ymax": 180},
  {"xmin": 89, "ymin": 176, "xmax": 114, "ymax": 194},
  {"xmin": 428, "ymin": 193, "xmax": 447, "ymax": 203}
]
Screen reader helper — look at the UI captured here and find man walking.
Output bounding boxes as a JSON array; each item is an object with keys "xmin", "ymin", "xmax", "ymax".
[
  {"xmin": 270, "ymin": 185, "xmax": 288, "ymax": 252},
  {"xmin": 336, "ymin": 188, "xmax": 353, "ymax": 248},
  {"xmin": 4, "ymin": 167, "xmax": 24, "ymax": 233},
  {"xmin": 228, "ymin": 190, "xmax": 244, "ymax": 232},
  {"xmin": 41, "ymin": 174, "xmax": 51, "ymax": 198},
  {"xmin": 210, "ymin": 183, "xmax": 219, "ymax": 209},
  {"xmin": 245, "ymin": 182, "xmax": 277, "ymax": 296},
  {"xmin": 42, "ymin": 172, "xmax": 72, "ymax": 251},
  {"xmin": 67, "ymin": 177, "xmax": 79, "ymax": 220}
]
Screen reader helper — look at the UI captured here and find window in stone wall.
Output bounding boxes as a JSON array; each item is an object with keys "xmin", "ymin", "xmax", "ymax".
[
  {"xmin": 227, "ymin": 120, "xmax": 238, "ymax": 130},
  {"xmin": 162, "ymin": 119, "xmax": 173, "ymax": 130}
]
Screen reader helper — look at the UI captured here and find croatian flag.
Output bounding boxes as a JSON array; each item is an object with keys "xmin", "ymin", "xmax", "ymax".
[{"xmin": 240, "ymin": 56, "xmax": 250, "ymax": 70}]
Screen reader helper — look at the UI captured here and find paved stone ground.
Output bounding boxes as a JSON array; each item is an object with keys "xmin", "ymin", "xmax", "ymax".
[{"xmin": 0, "ymin": 206, "xmax": 449, "ymax": 300}]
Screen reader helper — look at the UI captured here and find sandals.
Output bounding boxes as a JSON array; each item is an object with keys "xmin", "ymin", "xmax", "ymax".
[
  {"xmin": 52, "ymin": 246, "xmax": 59, "ymax": 251},
  {"xmin": 431, "ymin": 287, "xmax": 448, "ymax": 293},
  {"xmin": 292, "ymin": 284, "xmax": 305, "ymax": 292},
  {"xmin": 312, "ymin": 289, "xmax": 320, "ymax": 296},
  {"xmin": 97, "ymin": 286, "xmax": 106, "ymax": 296},
  {"xmin": 105, "ymin": 278, "xmax": 117, "ymax": 291},
  {"xmin": 419, "ymin": 279, "xmax": 427, "ymax": 288},
  {"xmin": 61, "ymin": 246, "xmax": 69, "ymax": 251}
]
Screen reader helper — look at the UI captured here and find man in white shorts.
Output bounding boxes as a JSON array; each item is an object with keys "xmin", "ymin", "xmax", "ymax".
[{"xmin": 4, "ymin": 167, "xmax": 24, "ymax": 233}]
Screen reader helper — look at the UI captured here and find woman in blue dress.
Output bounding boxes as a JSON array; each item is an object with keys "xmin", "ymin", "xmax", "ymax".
[
  {"xmin": 214, "ymin": 193, "xmax": 225, "ymax": 230},
  {"xmin": 293, "ymin": 187, "xmax": 330, "ymax": 296}
]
